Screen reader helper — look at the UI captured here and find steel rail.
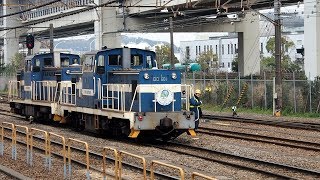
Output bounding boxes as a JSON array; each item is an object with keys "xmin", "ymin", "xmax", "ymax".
[
  {"xmin": 0, "ymin": 164, "xmax": 32, "ymax": 180},
  {"xmin": 202, "ymin": 114, "xmax": 320, "ymax": 131},
  {"xmin": 151, "ymin": 141, "xmax": 320, "ymax": 179},
  {"xmin": 1, "ymin": 124, "xmax": 176, "ymax": 180},
  {"xmin": 198, "ymin": 127, "xmax": 320, "ymax": 151}
]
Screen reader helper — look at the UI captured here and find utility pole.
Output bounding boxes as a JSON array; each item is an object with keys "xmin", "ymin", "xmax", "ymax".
[
  {"xmin": 274, "ymin": 0, "xmax": 282, "ymax": 115},
  {"xmin": 50, "ymin": 23, "xmax": 54, "ymax": 53},
  {"xmin": 169, "ymin": 17, "xmax": 174, "ymax": 69}
]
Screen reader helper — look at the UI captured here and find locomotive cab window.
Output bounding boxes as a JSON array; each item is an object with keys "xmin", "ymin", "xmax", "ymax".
[
  {"xmin": 44, "ymin": 58, "xmax": 53, "ymax": 66},
  {"xmin": 25, "ymin": 60, "xmax": 31, "ymax": 72},
  {"xmin": 61, "ymin": 57, "xmax": 69, "ymax": 67},
  {"xmin": 146, "ymin": 55, "xmax": 153, "ymax": 69},
  {"xmin": 33, "ymin": 59, "xmax": 40, "ymax": 72},
  {"xmin": 108, "ymin": 55, "xmax": 122, "ymax": 66},
  {"xmin": 131, "ymin": 55, "xmax": 143, "ymax": 66},
  {"xmin": 96, "ymin": 55, "xmax": 105, "ymax": 74},
  {"xmin": 72, "ymin": 58, "xmax": 79, "ymax": 65}
]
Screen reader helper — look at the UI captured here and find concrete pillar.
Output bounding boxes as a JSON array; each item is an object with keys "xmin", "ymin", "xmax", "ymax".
[
  {"xmin": 304, "ymin": 0, "xmax": 320, "ymax": 80},
  {"xmin": 3, "ymin": 0, "xmax": 24, "ymax": 65},
  {"xmin": 173, "ymin": 11, "xmax": 260, "ymax": 76},
  {"xmin": 33, "ymin": 41, "xmax": 42, "ymax": 55},
  {"xmin": 94, "ymin": 0, "xmax": 122, "ymax": 49},
  {"xmin": 236, "ymin": 12, "xmax": 260, "ymax": 76}
]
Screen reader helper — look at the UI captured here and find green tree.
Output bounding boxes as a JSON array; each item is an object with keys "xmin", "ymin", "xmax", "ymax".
[
  {"xmin": 196, "ymin": 51, "xmax": 218, "ymax": 72},
  {"xmin": 2, "ymin": 53, "xmax": 24, "ymax": 75},
  {"xmin": 231, "ymin": 56, "xmax": 239, "ymax": 72},
  {"xmin": 155, "ymin": 44, "xmax": 178, "ymax": 68},
  {"xmin": 261, "ymin": 36, "xmax": 301, "ymax": 72}
]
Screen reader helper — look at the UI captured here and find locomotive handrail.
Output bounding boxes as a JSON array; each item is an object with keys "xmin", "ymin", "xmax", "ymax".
[
  {"xmin": 97, "ymin": 78, "xmax": 101, "ymax": 99},
  {"xmin": 32, "ymin": 81, "xmax": 56, "ymax": 102},
  {"xmin": 130, "ymin": 86, "xmax": 138, "ymax": 112},
  {"xmin": 8, "ymin": 80, "xmax": 22, "ymax": 100},
  {"xmin": 59, "ymin": 82, "xmax": 77, "ymax": 105},
  {"xmin": 102, "ymin": 84, "xmax": 124, "ymax": 111},
  {"xmin": 181, "ymin": 84, "xmax": 193, "ymax": 111},
  {"xmin": 54, "ymin": 82, "xmax": 61, "ymax": 103},
  {"xmin": 93, "ymin": 77, "xmax": 96, "ymax": 96}
]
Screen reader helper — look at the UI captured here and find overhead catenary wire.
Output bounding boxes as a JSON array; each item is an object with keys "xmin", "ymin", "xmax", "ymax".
[
  {"xmin": 0, "ymin": 0, "xmax": 306, "ymax": 34},
  {"xmin": 0, "ymin": 1, "xmax": 306, "ymax": 49}
]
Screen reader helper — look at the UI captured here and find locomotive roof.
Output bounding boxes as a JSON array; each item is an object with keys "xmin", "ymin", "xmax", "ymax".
[{"xmin": 98, "ymin": 47, "xmax": 154, "ymax": 53}]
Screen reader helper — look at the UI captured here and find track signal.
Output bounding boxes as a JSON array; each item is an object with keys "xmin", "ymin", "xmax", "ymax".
[{"xmin": 26, "ymin": 34, "xmax": 34, "ymax": 49}]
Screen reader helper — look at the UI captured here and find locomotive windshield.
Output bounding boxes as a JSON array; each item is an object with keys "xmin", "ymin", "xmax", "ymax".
[
  {"xmin": 131, "ymin": 55, "xmax": 143, "ymax": 66},
  {"xmin": 96, "ymin": 54, "xmax": 105, "ymax": 74},
  {"xmin": 109, "ymin": 55, "xmax": 122, "ymax": 66},
  {"xmin": 61, "ymin": 57, "xmax": 69, "ymax": 67},
  {"xmin": 44, "ymin": 58, "xmax": 53, "ymax": 66},
  {"xmin": 32, "ymin": 59, "xmax": 40, "ymax": 72},
  {"xmin": 25, "ymin": 60, "xmax": 31, "ymax": 72}
]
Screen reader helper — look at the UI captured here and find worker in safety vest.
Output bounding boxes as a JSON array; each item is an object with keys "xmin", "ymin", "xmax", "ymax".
[{"xmin": 190, "ymin": 89, "xmax": 202, "ymax": 130}]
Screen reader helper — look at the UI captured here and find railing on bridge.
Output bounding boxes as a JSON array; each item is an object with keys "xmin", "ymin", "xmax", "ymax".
[{"xmin": 23, "ymin": 0, "xmax": 92, "ymax": 21}]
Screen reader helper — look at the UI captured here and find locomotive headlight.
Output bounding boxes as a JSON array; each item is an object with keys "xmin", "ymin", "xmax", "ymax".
[
  {"xmin": 171, "ymin": 72, "xmax": 177, "ymax": 79},
  {"xmin": 144, "ymin": 73, "xmax": 149, "ymax": 79}
]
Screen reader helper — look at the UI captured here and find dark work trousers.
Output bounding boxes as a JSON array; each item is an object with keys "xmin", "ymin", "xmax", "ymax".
[{"xmin": 195, "ymin": 120, "xmax": 200, "ymax": 130}]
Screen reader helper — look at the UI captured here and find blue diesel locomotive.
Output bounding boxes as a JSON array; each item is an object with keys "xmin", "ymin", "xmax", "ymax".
[{"xmin": 8, "ymin": 47, "xmax": 196, "ymax": 140}]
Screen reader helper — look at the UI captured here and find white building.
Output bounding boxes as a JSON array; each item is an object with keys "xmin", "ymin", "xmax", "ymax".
[{"xmin": 180, "ymin": 32, "xmax": 304, "ymax": 73}]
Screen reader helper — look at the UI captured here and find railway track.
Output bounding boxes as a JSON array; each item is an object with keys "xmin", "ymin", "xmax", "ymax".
[
  {"xmin": 1, "ymin": 105, "xmax": 319, "ymax": 179},
  {"xmin": 1, "ymin": 129, "xmax": 179, "ymax": 180},
  {"xmin": 197, "ymin": 127, "xmax": 320, "ymax": 151},
  {"xmin": 0, "ymin": 112, "xmax": 191, "ymax": 180},
  {"xmin": 0, "ymin": 164, "xmax": 32, "ymax": 180},
  {"xmin": 202, "ymin": 114, "xmax": 320, "ymax": 131},
  {"xmin": 0, "ymin": 109, "xmax": 25, "ymax": 120},
  {"xmin": 152, "ymin": 141, "xmax": 320, "ymax": 179}
]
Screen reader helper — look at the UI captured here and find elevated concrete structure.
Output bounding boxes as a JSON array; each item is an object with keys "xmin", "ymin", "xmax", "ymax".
[
  {"xmin": 95, "ymin": 5, "xmax": 122, "ymax": 49},
  {"xmin": 3, "ymin": 0, "xmax": 26, "ymax": 65},
  {"xmin": 1, "ymin": 0, "xmax": 263, "ymax": 76}
]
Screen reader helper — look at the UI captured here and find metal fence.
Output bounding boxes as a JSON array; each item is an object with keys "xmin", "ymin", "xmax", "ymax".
[
  {"xmin": 183, "ymin": 72, "xmax": 320, "ymax": 114},
  {"xmin": 2, "ymin": 71, "xmax": 320, "ymax": 114}
]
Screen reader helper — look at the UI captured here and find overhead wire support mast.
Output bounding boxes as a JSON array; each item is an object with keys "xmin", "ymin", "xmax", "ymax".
[
  {"xmin": 274, "ymin": 0, "xmax": 282, "ymax": 116},
  {"xmin": 250, "ymin": 1, "xmax": 283, "ymax": 116},
  {"xmin": 170, "ymin": 17, "xmax": 174, "ymax": 69}
]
